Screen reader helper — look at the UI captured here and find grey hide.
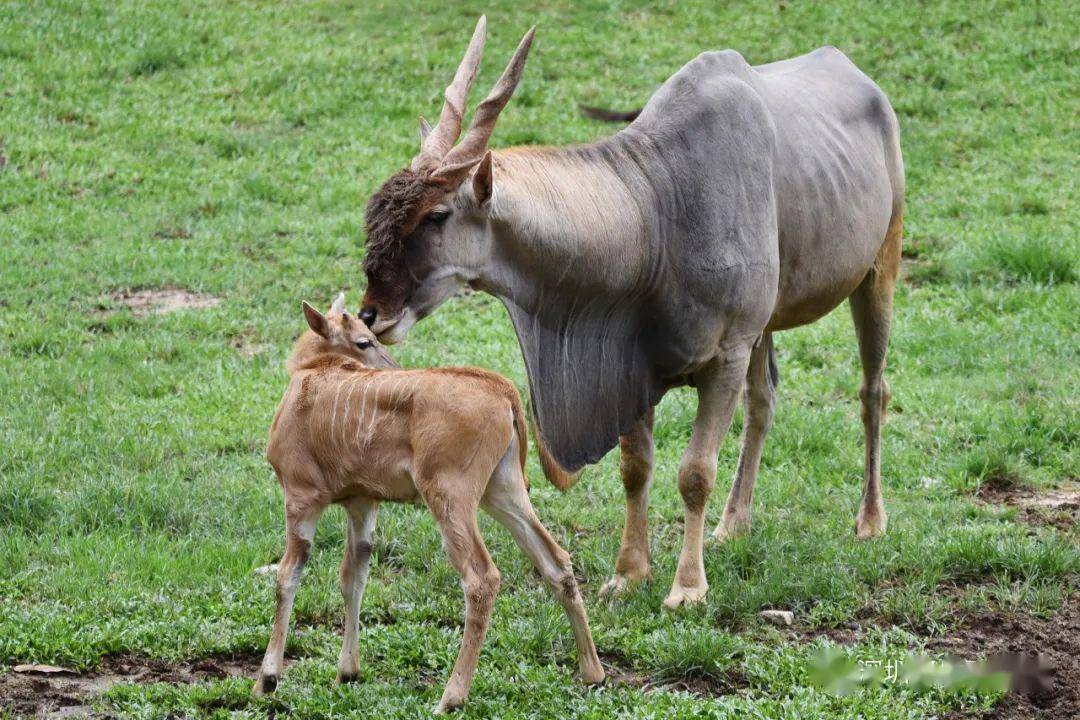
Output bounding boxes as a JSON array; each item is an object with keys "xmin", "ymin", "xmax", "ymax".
[{"xmin": 504, "ymin": 47, "xmax": 903, "ymax": 470}]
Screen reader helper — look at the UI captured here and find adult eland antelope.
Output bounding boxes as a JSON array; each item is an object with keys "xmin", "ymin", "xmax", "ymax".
[{"xmin": 359, "ymin": 17, "xmax": 905, "ymax": 609}]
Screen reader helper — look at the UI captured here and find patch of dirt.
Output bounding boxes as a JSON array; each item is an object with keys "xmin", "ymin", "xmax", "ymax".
[
  {"xmin": 0, "ymin": 652, "xmax": 265, "ymax": 718},
  {"xmin": 597, "ymin": 650, "xmax": 748, "ymax": 698},
  {"xmin": 976, "ymin": 478, "xmax": 1079, "ymax": 533},
  {"xmin": 109, "ymin": 287, "xmax": 221, "ymax": 317},
  {"xmin": 228, "ymin": 328, "xmax": 267, "ymax": 359},
  {"xmin": 928, "ymin": 594, "xmax": 1080, "ymax": 720}
]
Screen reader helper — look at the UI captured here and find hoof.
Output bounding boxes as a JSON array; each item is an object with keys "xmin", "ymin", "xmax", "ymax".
[
  {"xmin": 577, "ymin": 665, "xmax": 606, "ymax": 685},
  {"xmin": 598, "ymin": 570, "xmax": 649, "ymax": 599},
  {"xmin": 252, "ymin": 673, "xmax": 277, "ymax": 697},
  {"xmin": 336, "ymin": 670, "xmax": 360, "ymax": 685},
  {"xmin": 855, "ymin": 512, "xmax": 888, "ymax": 540},
  {"xmin": 434, "ymin": 697, "xmax": 464, "ymax": 715},
  {"xmin": 710, "ymin": 515, "xmax": 750, "ymax": 544},
  {"xmin": 663, "ymin": 582, "xmax": 708, "ymax": 609}
]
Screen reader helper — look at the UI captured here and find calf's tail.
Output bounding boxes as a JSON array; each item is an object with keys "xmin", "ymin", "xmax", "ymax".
[{"xmin": 531, "ymin": 411, "xmax": 581, "ymax": 492}]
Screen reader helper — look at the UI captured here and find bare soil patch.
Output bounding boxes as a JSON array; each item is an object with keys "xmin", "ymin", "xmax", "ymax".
[
  {"xmin": 109, "ymin": 287, "xmax": 221, "ymax": 317},
  {"xmin": 790, "ymin": 586, "xmax": 1079, "ymax": 719},
  {"xmin": 976, "ymin": 477, "xmax": 1079, "ymax": 533},
  {"xmin": 0, "ymin": 653, "xmax": 264, "ymax": 718},
  {"xmin": 597, "ymin": 650, "xmax": 748, "ymax": 698},
  {"xmin": 228, "ymin": 328, "xmax": 268, "ymax": 358},
  {"xmin": 929, "ymin": 593, "xmax": 1080, "ymax": 720}
]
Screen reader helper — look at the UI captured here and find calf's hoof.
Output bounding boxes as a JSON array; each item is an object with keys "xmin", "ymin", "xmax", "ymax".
[
  {"xmin": 434, "ymin": 696, "xmax": 465, "ymax": 715},
  {"xmin": 251, "ymin": 672, "xmax": 277, "ymax": 697},
  {"xmin": 663, "ymin": 581, "xmax": 708, "ymax": 610},
  {"xmin": 336, "ymin": 670, "xmax": 360, "ymax": 685},
  {"xmin": 577, "ymin": 664, "xmax": 606, "ymax": 685}
]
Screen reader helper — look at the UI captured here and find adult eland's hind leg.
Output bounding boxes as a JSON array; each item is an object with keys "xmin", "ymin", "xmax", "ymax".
[
  {"xmin": 482, "ymin": 440, "xmax": 605, "ymax": 683},
  {"xmin": 849, "ymin": 217, "xmax": 902, "ymax": 539},
  {"xmin": 665, "ymin": 348, "xmax": 752, "ymax": 609},
  {"xmin": 599, "ymin": 408, "xmax": 655, "ymax": 597},
  {"xmin": 336, "ymin": 497, "xmax": 379, "ymax": 684},
  {"xmin": 712, "ymin": 334, "xmax": 777, "ymax": 542}
]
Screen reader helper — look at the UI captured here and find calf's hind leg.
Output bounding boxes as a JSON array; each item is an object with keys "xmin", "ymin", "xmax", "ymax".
[
  {"xmin": 254, "ymin": 502, "xmax": 324, "ymax": 696},
  {"xmin": 848, "ymin": 220, "xmax": 901, "ymax": 539},
  {"xmin": 482, "ymin": 441, "xmax": 605, "ymax": 683},
  {"xmin": 336, "ymin": 497, "xmax": 379, "ymax": 684},
  {"xmin": 423, "ymin": 490, "xmax": 501, "ymax": 714}
]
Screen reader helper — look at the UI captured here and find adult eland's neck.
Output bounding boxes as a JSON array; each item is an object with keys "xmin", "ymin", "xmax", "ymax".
[{"xmin": 482, "ymin": 144, "xmax": 653, "ymax": 307}]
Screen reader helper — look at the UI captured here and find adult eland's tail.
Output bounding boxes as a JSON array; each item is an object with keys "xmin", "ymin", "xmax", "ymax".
[{"xmin": 578, "ymin": 104, "xmax": 642, "ymax": 123}]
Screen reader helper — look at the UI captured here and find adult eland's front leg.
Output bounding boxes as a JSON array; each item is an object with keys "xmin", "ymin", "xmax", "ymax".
[
  {"xmin": 664, "ymin": 350, "xmax": 751, "ymax": 609},
  {"xmin": 712, "ymin": 334, "xmax": 777, "ymax": 542},
  {"xmin": 600, "ymin": 409, "xmax": 655, "ymax": 597}
]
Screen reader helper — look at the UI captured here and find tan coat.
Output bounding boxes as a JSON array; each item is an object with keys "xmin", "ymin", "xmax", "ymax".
[{"xmin": 253, "ymin": 296, "xmax": 603, "ymax": 714}]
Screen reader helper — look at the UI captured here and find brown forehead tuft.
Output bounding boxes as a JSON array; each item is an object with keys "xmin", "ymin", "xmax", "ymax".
[{"xmin": 363, "ymin": 168, "xmax": 447, "ymax": 278}]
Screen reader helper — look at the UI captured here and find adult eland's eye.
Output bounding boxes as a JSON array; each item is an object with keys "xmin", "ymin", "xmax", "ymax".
[
  {"xmin": 355, "ymin": 339, "xmax": 373, "ymax": 350},
  {"xmin": 426, "ymin": 209, "xmax": 451, "ymax": 225}
]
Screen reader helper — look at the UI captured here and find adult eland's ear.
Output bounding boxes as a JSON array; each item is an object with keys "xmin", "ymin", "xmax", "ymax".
[
  {"xmin": 329, "ymin": 292, "xmax": 346, "ymax": 315},
  {"xmin": 419, "ymin": 116, "xmax": 432, "ymax": 146},
  {"xmin": 430, "ymin": 155, "xmax": 484, "ymax": 186},
  {"xmin": 302, "ymin": 301, "xmax": 330, "ymax": 338},
  {"xmin": 473, "ymin": 151, "xmax": 493, "ymax": 206}
]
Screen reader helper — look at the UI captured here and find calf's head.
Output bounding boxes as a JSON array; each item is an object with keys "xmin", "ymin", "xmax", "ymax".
[
  {"xmin": 360, "ymin": 16, "xmax": 535, "ymax": 343},
  {"xmin": 302, "ymin": 293, "xmax": 399, "ymax": 369}
]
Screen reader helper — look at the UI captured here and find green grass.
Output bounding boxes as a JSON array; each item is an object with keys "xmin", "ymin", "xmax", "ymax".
[{"xmin": 1, "ymin": 0, "xmax": 1078, "ymax": 718}]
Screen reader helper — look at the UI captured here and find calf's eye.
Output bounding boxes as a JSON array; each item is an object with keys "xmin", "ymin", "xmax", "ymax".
[{"xmin": 355, "ymin": 339, "xmax": 373, "ymax": 350}]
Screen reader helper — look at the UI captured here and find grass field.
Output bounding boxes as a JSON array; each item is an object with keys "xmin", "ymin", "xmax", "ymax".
[{"xmin": 1, "ymin": 1, "xmax": 1078, "ymax": 718}]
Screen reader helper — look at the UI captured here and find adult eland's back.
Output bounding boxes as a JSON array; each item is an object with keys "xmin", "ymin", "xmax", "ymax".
[{"xmin": 358, "ymin": 17, "xmax": 904, "ymax": 609}]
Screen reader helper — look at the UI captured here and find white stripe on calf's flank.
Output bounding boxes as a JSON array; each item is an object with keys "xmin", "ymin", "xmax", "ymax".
[
  {"xmin": 364, "ymin": 377, "xmax": 388, "ymax": 446},
  {"xmin": 354, "ymin": 380, "xmax": 375, "ymax": 450},
  {"xmin": 340, "ymin": 378, "xmax": 359, "ymax": 446},
  {"xmin": 328, "ymin": 376, "xmax": 346, "ymax": 441}
]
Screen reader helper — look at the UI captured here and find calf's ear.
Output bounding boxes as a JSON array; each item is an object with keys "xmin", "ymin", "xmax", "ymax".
[
  {"xmin": 302, "ymin": 301, "xmax": 330, "ymax": 338},
  {"xmin": 472, "ymin": 151, "xmax": 493, "ymax": 207}
]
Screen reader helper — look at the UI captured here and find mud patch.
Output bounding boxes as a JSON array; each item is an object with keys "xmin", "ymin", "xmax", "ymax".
[
  {"xmin": 929, "ymin": 593, "xmax": 1080, "ymax": 719},
  {"xmin": 976, "ymin": 477, "xmax": 1079, "ymax": 533},
  {"xmin": 597, "ymin": 650, "xmax": 748, "ymax": 698},
  {"xmin": 229, "ymin": 328, "xmax": 268, "ymax": 358},
  {"xmin": 0, "ymin": 653, "xmax": 265, "ymax": 718},
  {"xmin": 109, "ymin": 286, "xmax": 221, "ymax": 317}
]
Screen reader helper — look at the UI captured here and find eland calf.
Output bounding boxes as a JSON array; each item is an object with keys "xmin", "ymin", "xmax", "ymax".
[{"xmin": 253, "ymin": 293, "xmax": 604, "ymax": 713}]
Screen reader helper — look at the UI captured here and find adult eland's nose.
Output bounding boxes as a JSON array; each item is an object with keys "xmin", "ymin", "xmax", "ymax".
[{"xmin": 359, "ymin": 307, "xmax": 377, "ymax": 327}]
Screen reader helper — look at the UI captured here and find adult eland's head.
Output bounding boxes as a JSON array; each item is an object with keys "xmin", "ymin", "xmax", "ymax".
[{"xmin": 360, "ymin": 16, "xmax": 535, "ymax": 343}]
